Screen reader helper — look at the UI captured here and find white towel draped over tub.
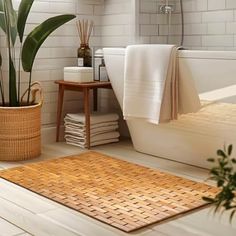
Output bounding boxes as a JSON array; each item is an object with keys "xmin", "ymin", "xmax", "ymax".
[{"xmin": 123, "ymin": 45, "xmax": 201, "ymax": 124}]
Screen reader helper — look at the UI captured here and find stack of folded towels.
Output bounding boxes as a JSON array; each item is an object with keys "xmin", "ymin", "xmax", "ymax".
[{"xmin": 64, "ymin": 113, "xmax": 120, "ymax": 148}]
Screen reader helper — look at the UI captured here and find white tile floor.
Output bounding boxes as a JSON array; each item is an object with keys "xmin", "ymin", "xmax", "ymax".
[{"xmin": 0, "ymin": 140, "xmax": 236, "ymax": 236}]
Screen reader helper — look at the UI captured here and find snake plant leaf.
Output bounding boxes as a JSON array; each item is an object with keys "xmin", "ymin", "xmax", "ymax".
[
  {"xmin": 9, "ymin": 57, "xmax": 18, "ymax": 106},
  {"xmin": 17, "ymin": 0, "xmax": 34, "ymax": 43},
  {"xmin": 22, "ymin": 14, "xmax": 75, "ymax": 72},
  {"xmin": 0, "ymin": 52, "xmax": 2, "ymax": 67},
  {"xmin": 4, "ymin": 0, "xmax": 17, "ymax": 45}
]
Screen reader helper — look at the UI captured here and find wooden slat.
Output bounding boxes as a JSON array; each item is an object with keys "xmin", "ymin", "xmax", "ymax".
[
  {"xmin": 55, "ymin": 80, "xmax": 112, "ymax": 89},
  {"xmin": 0, "ymin": 151, "xmax": 218, "ymax": 233}
]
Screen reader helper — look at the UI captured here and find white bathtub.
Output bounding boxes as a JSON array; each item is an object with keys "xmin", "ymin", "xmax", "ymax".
[{"xmin": 103, "ymin": 48, "xmax": 236, "ymax": 169}]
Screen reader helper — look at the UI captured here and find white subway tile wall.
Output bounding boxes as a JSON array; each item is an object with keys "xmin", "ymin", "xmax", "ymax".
[
  {"xmin": 178, "ymin": 0, "xmax": 236, "ymax": 49},
  {"xmin": 138, "ymin": 0, "xmax": 236, "ymax": 50},
  {"xmin": 137, "ymin": 0, "xmax": 236, "ymax": 50},
  {"xmin": 100, "ymin": 0, "xmax": 135, "ymax": 47},
  {"xmin": 137, "ymin": 0, "xmax": 169, "ymax": 44}
]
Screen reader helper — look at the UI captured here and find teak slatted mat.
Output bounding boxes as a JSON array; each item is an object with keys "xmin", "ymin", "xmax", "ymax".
[{"xmin": 0, "ymin": 152, "xmax": 218, "ymax": 232}]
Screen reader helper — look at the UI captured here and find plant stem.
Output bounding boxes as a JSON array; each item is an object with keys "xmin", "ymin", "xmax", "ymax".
[
  {"xmin": 18, "ymin": 45, "xmax": 22, "ymax": 105},
  {"xmin": 4, "ymin": 0, "xmax": 14, "ymax": 106},
  {"xmin": 27, "ymin": 71, "xmax": 32, "ymax": 105},
  {"xmin": 0, "ymin": 68, "xmax": 5, "ymax": 106},
  {"xmin": 4, "ymin": 1, "xmax": 12, "ymax": 105},
  {"xmin": 0, "ymin": 38, "xmax": 5, "ymax": 106},
  {"xmin": 4, "ymin": 0, "xmax": 18, "ymax": 107}
]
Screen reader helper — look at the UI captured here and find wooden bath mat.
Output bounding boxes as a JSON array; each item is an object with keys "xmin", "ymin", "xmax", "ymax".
[{"xmin": 0, "ymin": 152, "xmax": 218, "ymax": 232}]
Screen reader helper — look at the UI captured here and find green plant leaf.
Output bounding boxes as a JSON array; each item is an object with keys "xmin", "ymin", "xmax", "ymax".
[
  {"xmin": 4, "ymin": 0, "xmax": 17, "ymax": 45},
  {"xmin": 0, "ymin": 52, "xmax": 5, "ymax": 105},
  {"xmin": 217, "ymin": 149, "xmax": 227, "ymax": 158},
  {"xmin": 207, "ymin": 158, "xmax": 215, "ymax": 163},
  {"xmin": 9, "ymin": 57, "xmax": 18, "ymax": 106},
  {"xmin": 204, "ymin": 144, "xmax": 236, "ymax": 222},
  {"xmin": 230, "ymin": 210, "xmax": 236, "ymax": 223},
  {"xmin": 202, "ymin": 197, "xmax": 216, "ymax": 203},
  {"xmin": 228, "ymin": 144, "xmax": 233, "ymax": 156},
  {"xmin": 0, "ymin": 1, "xmax": 6, "ymax": 33},
  {"xmin": 17, "ymin": 0, "xmax": 34, "ymax": 43},
  {"xmin": 210, "ymin": 168, "xmax": 219, "ymax": 176},
  {"xmin": 21, "ymin": 14, "xmax": 75, "ymax": 72},
  {"xmin": 217, "ymin": 179, "xmax": 225, "ymax": 187}
]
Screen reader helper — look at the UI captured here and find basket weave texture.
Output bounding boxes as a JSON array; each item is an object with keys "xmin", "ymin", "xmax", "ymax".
[
  {"xmin": 0, "ymin": 152, "xmax": 219, "ymax": 232},
  {"xmin": 0, "ymin": 104, "xmax": 41, "ymax": 161},
  {"xmin": 0, "ymin": 82, "xmax": 42, "ymax": 161}
]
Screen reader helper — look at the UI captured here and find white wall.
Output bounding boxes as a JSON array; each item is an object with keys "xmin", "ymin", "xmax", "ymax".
[
  {"xmin": 99, "ymin": 0, "xmax": 136, "ymax": 47},
  {"xmin": 137, "ymin": 0, "xmax": 170, "ymax": 44},
  {"xmin": 176, "ymin": 0, "xmax": 236, "ymax": 50},
  {"xmin": 137, "ymin": 0, "xmax": 236, "ymax": 50},
  {"xmin": 30, "ymin": 0, "xmax": 103, "ymax": 127}
]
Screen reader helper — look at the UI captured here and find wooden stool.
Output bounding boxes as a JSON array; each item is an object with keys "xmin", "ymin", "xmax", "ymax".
[{"xmin": 55, "ymin": 80, "xmax": 112, "ymax": 149}]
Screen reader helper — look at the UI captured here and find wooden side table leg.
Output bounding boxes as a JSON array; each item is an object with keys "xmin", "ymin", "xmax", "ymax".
[
  {"xmin": 84, "ymin": 88, "xmax": 91, "ymax": 149},
  {"xmin": 56, "ymin": 85, "xmax": 64, "ymax": 142},
  {"xmin": 93, "ymin": 88, "xmax": 98, "ymax": 111}
]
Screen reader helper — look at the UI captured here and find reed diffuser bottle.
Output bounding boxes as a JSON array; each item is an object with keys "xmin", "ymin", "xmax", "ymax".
[{"xmin": 77, "ymin": 20, "xmax": 93, "ymax": 67}]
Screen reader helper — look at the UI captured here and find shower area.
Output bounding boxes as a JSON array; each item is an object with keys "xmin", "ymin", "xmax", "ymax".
[
  {"xmin": 134, "ymin": 0, "xmax": 185, "ymax": 46},
  {"xmin": 134, "ymin": 0, "xmax": 236, "ymax": 50},
  {"xmin": 159, "ymin": 0, "xmax": 184, "ymax": 45}
]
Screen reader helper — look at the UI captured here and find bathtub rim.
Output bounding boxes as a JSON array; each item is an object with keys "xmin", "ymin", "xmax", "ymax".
[{"xmin": 103, "ymin": 47, "xmax": 236, "ymax": 60}]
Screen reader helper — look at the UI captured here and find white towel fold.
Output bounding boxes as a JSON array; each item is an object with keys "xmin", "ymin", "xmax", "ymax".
[
  {"xmin": 65, "ymin": 113, "xmax": 119, "ymax": 125},
  {"xmin": 65, "ymin": 131, "xmax": 120, "ymax": 148},
  {"xmin": 65, "ymin": 124, "xmax": 119, "ymax": 136},
  {"xmin": 64, "ymin": 113, "xmax": 120, "ymax": 148},
  {"xmin": 64, "ymin": 121, "xmax": 118, "ymax": 130},
  {"xmin": 123, "ymin": 44, "xmax": 201, "ymax": 124},
  {"xmin": 66, "ymin": 139, "xmax": 119, "ymax": 148}
]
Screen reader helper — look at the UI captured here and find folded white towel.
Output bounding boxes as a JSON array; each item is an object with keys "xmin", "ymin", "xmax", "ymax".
[
  {"xmin": 65, "ymin": 131, "xmax": 120, "ymax": 142},
  {"xmin": 66, "ymin": 139, "xmax": 119, "ymax": 148},
  {"xmin": 65, "ymin": 131, "xmax": 120, "ymax": 148},
  {"xmin": 64, "ymin": 121, "xmax": 118, "ymax": 130},
  {"xmin": 65, "ymin": 124, "xmax": 119, "ymax": 136},
  {"xmin": 65, "ymin": 113, "xmax": 119, "ymax": 125},
  {"xmin": 123, "ymin": 45, "xmax": 201, "ymax": 124}
]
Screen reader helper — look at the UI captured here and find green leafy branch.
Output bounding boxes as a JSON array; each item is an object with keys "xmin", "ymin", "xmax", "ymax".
[
  {"xmin": 203, "ymin": 144, "xmax": 236, "ymax": 222},
  {"xmin": 0, "ymin": 0, "xmax": 76, "ymax": 106}
]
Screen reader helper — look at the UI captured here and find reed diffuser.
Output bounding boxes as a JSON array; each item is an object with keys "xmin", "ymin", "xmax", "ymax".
[{"xmin": 76, "ymin": 19, "xmax": 94, "ymax": 67}]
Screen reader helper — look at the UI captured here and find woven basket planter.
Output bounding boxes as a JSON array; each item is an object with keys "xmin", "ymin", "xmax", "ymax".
[{"xmin": 0, "ymin": 82, "xmax": 42, "ymax": 161}]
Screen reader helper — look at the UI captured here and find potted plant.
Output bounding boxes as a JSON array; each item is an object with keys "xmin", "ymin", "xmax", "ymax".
[
  {"xmin": 203, "ymin": 144, "xmax": 236, "ymax": 222},
  {"xmin": 0, "ymin": 0, "xmax": 75, "ymax": 161}
]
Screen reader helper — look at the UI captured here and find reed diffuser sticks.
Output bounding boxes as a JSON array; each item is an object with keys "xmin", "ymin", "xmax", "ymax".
[
  {"xmin": 76, "ymin": 19, "xmax": 94, "ymax": 67},
  {"xmin": 76, "ymin": 19, "xmax": 94, "ymax": 45}
]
